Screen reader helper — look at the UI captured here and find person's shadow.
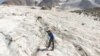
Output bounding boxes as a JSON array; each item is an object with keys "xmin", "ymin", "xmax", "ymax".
[{"xmin": 37, "ymin": 48, "xmax": 48, "ymax": 51}]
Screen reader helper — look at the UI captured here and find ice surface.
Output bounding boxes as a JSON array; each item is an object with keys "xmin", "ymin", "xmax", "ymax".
[{"xmin": 0, "ymin": 6, "xmax": 100, "ymax": 56}]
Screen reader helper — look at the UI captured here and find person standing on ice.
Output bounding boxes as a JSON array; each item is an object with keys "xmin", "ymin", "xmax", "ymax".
[
  {"xmin": 46, "ymin": 29, "xmax": 55, "ymax": 51},
  {"xmin": 36, "ymin": 16, "xmax": 55, "ymax": 51}
]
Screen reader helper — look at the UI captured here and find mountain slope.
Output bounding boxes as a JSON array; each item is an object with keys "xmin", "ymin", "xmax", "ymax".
[
  {"xmin": 1, "ymin": 0, "xmax": 100, "ymax": 9},
  {"xmin": 1, "ymin": 0, "xmax": 35, "ymax": 5},
  {"xmin": 59, "ymin": 0, "xmax": 100, "ymax": 9}
]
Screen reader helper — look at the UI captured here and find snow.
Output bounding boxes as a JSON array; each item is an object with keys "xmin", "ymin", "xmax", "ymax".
[{"xmin": 0, "ymin": 5, "xmax": 100, "ymax": 56}]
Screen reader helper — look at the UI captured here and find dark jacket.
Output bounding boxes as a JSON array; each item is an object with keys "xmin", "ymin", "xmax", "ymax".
[{"xmin": 47, "ymin": 32, "xmax": 54, "ymax": 40}]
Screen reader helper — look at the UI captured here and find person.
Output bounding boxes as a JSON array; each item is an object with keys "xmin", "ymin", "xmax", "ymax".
[{"xmin": 46, "ymin": 30, "xmax": 55, "ymax": 51}]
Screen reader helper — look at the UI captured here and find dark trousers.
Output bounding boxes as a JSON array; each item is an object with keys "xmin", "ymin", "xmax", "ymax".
[{"xmin": 47, "ymin": 39, "xmax": 54, "ymax": 50}]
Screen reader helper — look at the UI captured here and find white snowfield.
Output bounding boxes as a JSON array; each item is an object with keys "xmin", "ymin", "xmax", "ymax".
[{"xmin": 0, "ymin": 6, "xmax": 100, "ymax": 56}]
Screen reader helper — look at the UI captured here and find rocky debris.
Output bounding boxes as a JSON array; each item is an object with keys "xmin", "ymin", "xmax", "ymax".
[
  {"xmin": 71, "ymin": 7, "xmax": 100, "ymax": 17},
  {"xmin": 81, "ymin": 23, "xmax": 85, "ymax": 26}
]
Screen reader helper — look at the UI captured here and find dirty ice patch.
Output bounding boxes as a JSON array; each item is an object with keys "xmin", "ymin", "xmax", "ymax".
[{"xmin": 0, "ymin": 33, "xmax": 12, "ymax": 56}]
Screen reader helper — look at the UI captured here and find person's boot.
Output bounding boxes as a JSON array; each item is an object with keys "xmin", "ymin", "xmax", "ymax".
[{"xmin": 51, "ymin": 48, "xmax": 54, "ymax": 51}]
